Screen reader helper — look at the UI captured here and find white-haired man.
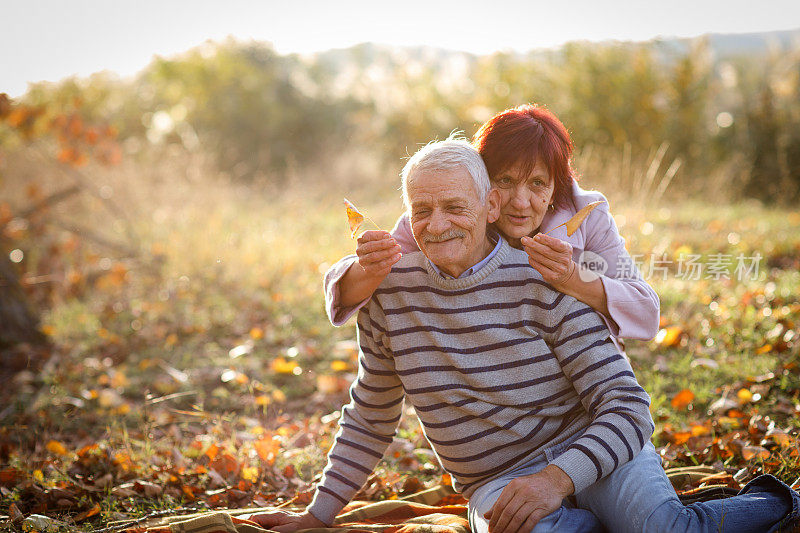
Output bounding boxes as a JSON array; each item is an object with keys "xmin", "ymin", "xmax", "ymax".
[{"xmin": 252, "ymin": 139, "xmax": 798, "ymax": 533}]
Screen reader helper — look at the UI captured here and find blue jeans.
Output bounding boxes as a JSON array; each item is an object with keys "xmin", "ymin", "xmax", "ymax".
[{"xmin": 468, "ymin": 440, "xmax": 799, "ymax": 533}]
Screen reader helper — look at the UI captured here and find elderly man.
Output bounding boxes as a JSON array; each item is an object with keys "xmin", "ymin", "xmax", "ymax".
[{"xmin": 252, "ymin": 139, "xmax": 797, "ymax": 533}]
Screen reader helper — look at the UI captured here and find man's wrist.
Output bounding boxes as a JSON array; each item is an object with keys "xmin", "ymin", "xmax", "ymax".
[
  {"xmin": 302, "ymin": 509, "xmax": 329, "ymax": 528},
  {"xmin": 542, "ymin": 464, "xmax": 575, "ymax": 497}
]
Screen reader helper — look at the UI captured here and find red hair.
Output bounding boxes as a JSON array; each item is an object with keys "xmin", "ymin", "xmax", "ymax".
[{"xmin": 472, "ymin": 104, "xmax": 576, "ymax": 208}]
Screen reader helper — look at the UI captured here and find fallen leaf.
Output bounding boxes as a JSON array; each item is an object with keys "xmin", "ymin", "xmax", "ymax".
[
  {"xmin": 742, "ymin": 445, "xmax": 770, "ymax": 461},
  {"xmin": 255, "ymin": 436, "xmax": 281, "ymax": 465},
  {"xmin": 671, "ymin": 389, "xmax": 695, "ymax": 410},
  {"xmin": 74, "ymin": 503, "xmax": 101, "ymax": 522},
  {"xmin": 46, "ymin": 440, "xmax": 68, "ymax": 456},
  {"xmin": 656, "ymin": 327, "xmax": 683, "ymax": 348},
  {"xmin": 737, "ymin": 388, "xmax": 753, "ymax": 403}
]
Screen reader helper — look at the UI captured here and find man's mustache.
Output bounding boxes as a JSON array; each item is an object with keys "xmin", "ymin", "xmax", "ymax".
[{"xmin": 423, "ymin": 229, "xmax": 466, "ymax": 243}]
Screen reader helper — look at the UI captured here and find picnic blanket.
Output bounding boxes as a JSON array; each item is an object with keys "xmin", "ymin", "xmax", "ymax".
[
  {"xmin": 122, "ymin": 485, "xmax": 470, "ymax": 533},
  {"xmin": 121, "ymin": 466, "xmax": 738, "ymax": 533}
]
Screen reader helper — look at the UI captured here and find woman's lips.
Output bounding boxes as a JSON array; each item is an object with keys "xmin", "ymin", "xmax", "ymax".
[{"xmin": 506, "ymin": 214, "xmax": 532, "ymax": 225}]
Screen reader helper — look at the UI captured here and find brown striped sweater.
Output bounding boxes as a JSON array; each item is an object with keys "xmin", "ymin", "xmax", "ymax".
[{"xmin": 307, "ymin": 239, "xmax": 654, "ymax": 525}]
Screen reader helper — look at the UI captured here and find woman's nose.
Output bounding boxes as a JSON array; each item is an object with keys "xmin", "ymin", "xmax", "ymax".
[{"xmin": 511, "ymin": 187, "xmax": 530, "ymax": 209}]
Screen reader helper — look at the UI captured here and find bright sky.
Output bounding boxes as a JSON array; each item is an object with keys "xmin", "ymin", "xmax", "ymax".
[{"xmin": 3, "ymin": 0, "xmax": 799, "ymax": 97}]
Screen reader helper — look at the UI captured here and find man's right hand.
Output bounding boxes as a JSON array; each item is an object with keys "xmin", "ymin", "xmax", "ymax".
[
  {"xmin": 245, "ymin": 509, "xmax": 326, "ymax": 532},
  {"xmin": 338, "ymin": 230, "xmax": 402, "ymax": 308},
  {"xmin": 355, "ymin": 230, "xmax": 402, "ymax": 278}
]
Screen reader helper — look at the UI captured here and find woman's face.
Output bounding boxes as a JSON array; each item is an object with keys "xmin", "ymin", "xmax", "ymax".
[{"xmin": 491, "ymin": 160, "xmax": 555, "ymax": 247}]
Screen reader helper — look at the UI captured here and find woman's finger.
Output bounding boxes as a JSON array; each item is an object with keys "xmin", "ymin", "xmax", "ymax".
[
  {"xmin": 524, "ymin": 240, "xmax": 570, "ymax": 264},
  {"xmin": 533, "ymin": 233, "xmax": 571, "ymax": 253},
  {"xmin": 528, "ymin": 260, "xmax": 558, "ymax": 280}
]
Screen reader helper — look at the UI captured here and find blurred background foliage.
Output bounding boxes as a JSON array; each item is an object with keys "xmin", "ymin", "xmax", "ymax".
[{"xmin": 4, "ymin": 31, "xmax": 800, "ymax": 202}]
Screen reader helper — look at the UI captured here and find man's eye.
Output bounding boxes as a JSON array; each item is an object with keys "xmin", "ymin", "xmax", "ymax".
[
  {"xmin": 413, "ymin": 209, "xmax": 431, "ymax": 218},
  {"xmin": 447, "ymin": 206, "xmax": 465, "ymax": 213}
]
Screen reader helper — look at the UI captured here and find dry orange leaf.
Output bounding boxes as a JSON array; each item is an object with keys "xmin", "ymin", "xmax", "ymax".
[
  {"xmin": 671, "ymin": 389, "xmax": 695, "ymax": 410},
  {"xmin": 272, "ymin": 357, "xmax": 299, "ymax": 374},
  {"xmin": 344, "ymin": 198, "xmax": 365, "ymax": 238},
  {"xmin": 544, "ymin": 200, "xmax": 604, "ymax": 237},
  {"xmin": 255, "ymin": 435, "xmax": 281, "ymax": 464},
  {"xmin": 74, "ymin": 503, "xmax": 101, "ymax": 522},
  {"xmin": 46, "ymin": 440, "xmax": 68, "ymax": 456},
  {"xmin": 343, "ymin": 198, "xmax": 379, "ymax": 238},
  {"xmin": 737, "ymin": 388, "xmax": 753, "ymax": 403},
  {"xmin": 742, "ymin": 445, "xmax": 770, "ymax": 461},
  {"xmin": 656, "ymin": 327, "xmax": 683, "ymax": 347}
]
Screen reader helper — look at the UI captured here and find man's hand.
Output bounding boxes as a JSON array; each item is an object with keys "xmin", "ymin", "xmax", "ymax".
[
  {"xmin": 483, "ymin": 465, "xmax": 574, "ymax": 533},
  {"xmin": 339, "ymin": 230, "xmax": 402, "ymax": 308},
  {"xmin": 245, "ymin": 509, "xmax": 326, "ymax": 532},
  {"xmin": 355, "ymin": 230, "xmax": 402, "ymax": 278},
  {"xmin": 521, "ymin": 234, "xmax": 575, "ymax": 290}
]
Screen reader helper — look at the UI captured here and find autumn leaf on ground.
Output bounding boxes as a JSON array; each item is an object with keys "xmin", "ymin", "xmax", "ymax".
[
  {"xmin": 343, "ymin": 198, "xmax": 380, "ymax": 238},
  {"xmin": 544, "ymin": 200, "xmax": 604, "ymax": 237},
  {"xmin": 671, "ymin": 389, "xmax": 695, "ymax": 410}
]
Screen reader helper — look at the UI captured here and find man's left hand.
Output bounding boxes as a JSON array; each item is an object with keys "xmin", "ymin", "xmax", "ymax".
[{"xmin": 483, "ymin": 464, "xmax": 574, "ymax": 533}]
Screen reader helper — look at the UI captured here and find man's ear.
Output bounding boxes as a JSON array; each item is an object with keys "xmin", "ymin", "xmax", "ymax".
[{"xmin": 487, "ymin": 189, "xmax": 501, "ymax": 223}]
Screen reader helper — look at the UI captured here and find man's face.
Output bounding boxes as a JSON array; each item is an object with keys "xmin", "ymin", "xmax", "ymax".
[{"xmin": 407, "ymin": 166, "xmax": 497, "ymax": 278}]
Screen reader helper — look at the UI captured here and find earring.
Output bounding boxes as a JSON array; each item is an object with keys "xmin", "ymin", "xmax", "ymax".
[{"xmin": 548, "ymin": 204, "xmax": 554, "ymax": 211}]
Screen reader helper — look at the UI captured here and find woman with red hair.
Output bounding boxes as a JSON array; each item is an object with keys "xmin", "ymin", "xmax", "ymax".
[{"xmin": 325, "ymin": 104, "xmax": 659, "ymax": 347}]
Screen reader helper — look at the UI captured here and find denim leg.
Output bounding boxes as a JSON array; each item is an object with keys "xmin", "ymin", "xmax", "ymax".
[
  {"xmin": 468, "ymin": 457, "xmax": 604, "ymax": 533},
  {"xmin": 576, "ymin": 442, "xmax": 796, "ymax": 533}
]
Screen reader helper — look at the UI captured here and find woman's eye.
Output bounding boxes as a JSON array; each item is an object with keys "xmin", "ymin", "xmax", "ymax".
[{"xmin": 496, "ymin": 177, "xmax": 513, "ymax": 187}]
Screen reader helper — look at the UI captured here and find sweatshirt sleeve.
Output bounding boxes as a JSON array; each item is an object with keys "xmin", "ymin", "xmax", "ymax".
[
  {"xmin": 323, "ymin": 213, "xmax": 419, "ymax": 326},
  {"xmin": 306, "ymin": 302, "xmax": 405, "ymax": 525},
  {"xmin": 583, "ymin": 196, "xmax": 660, "ymax": 340},
  {"xmin": 543, "ymin": 297, "xmax": 655, "ymax": 494}
]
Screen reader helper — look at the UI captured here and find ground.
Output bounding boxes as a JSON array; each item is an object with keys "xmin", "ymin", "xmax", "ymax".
[{"xmin": 1, "ymin": 183, "xmax": 799, "ymax": 530}]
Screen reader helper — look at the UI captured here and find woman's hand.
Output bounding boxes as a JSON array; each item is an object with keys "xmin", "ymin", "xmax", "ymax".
[
  {"xmin": 483, "ymin": 465, "xmax": 574, "ymax": 533},
  {"xmin": 355, "ymin": 230, "xmax": 402, "ymax": 279},
  {"xmin": 245, "ymin": 509, "xmax": 326, "ymax": 532},
  {"xmin": 521, "ymin": 234, "xmax": 575, "ymax": 290}
]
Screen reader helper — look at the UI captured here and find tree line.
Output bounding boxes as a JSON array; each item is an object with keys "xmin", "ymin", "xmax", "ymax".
[{"xmin": 7, "ymin": 34, "xmax": 800, "ymax": 203}]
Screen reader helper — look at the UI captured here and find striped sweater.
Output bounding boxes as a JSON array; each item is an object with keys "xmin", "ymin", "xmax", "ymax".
[{"xmin": 307, "ymin": 239, "xmax": 655, "ymax": 525}]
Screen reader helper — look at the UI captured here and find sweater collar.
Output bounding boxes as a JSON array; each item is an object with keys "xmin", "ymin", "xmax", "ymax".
[{"xmin": 424, "ymin": 237, "xmax": 510, "ymax": 290}]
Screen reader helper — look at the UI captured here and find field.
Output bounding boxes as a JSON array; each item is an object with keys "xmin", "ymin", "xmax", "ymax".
[{"xmin": 1, "ymin": 153, "xmax": 800, "ymax": 530}]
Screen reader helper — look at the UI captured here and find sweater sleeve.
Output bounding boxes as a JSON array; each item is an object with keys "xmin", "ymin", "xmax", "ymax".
[
  {"xmin": 306, "ymin": 302, "xmax": 405, "ymax": 525},
  {"xmin": 582, "ymin": 196, "xmax": 660, "ymax": 340},
  {"xmin": 323, "ymin": 213, "xmax": 419, "ymax": 326},
  {"xmin": 543, "ymin": 297, "xmax": 655, "ymax": 494}
]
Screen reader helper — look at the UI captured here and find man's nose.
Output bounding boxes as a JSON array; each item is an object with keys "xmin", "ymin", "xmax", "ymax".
[{"xmin": 427, "ymin": 209, "xmax": 450, "ymax": 233}]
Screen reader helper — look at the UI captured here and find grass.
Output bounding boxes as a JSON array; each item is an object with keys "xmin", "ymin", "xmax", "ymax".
[{"xmin": 1, "ymin": 154, "xmax": 799, "ymax": 528}]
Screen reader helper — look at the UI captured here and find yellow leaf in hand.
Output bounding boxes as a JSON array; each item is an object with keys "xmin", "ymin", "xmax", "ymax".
[
  {"xmin": 344, "ymin": 198, "xmax": 365, "ymax": 238},
  {"xmin": 565, "ymin": 201, "xmax": 604, "ymax": 236},
  {"xmin": 545, "ymin": 200, "xmax": 605, "ymax": 237}
]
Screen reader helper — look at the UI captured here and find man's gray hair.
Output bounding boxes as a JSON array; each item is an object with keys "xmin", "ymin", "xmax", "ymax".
[{"xmin": 400, "ymin": 134, "xmax": 490, "ymax": 210}]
